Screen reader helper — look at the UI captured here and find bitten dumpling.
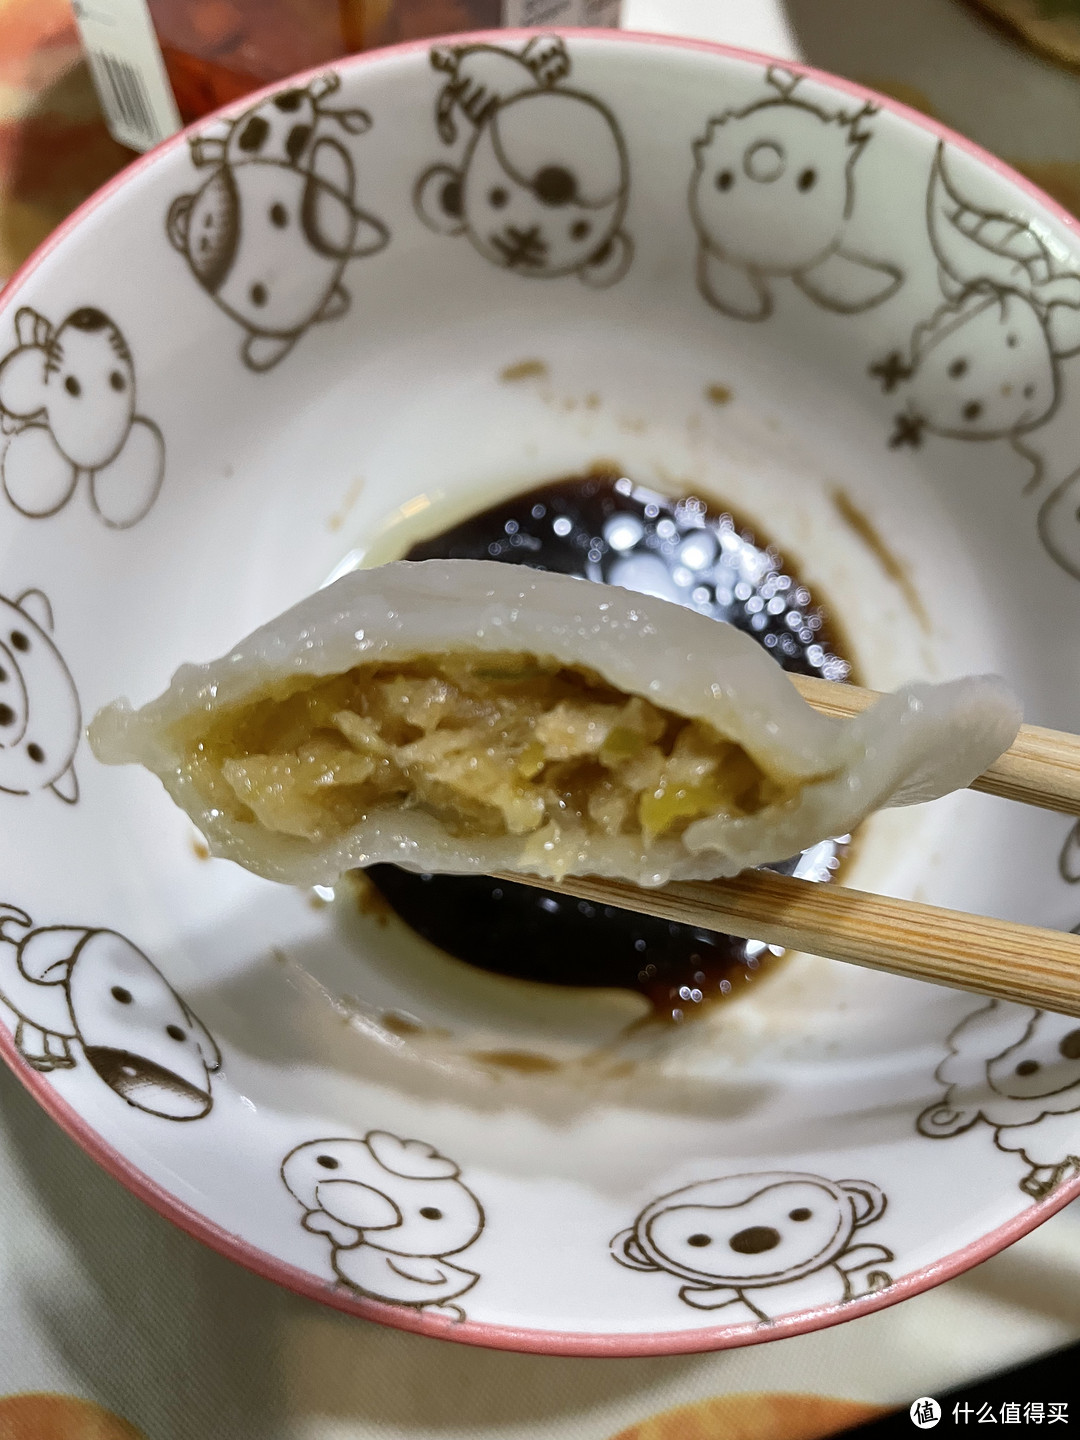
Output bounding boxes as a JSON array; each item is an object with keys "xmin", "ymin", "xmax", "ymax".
[{"xmin": 88, "ymin": 560, "xmax": 1021, "ymax": 888}]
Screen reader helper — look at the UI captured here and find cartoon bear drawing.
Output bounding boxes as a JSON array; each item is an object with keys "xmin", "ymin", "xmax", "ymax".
[
  {"xmin": 0, "ymin": 905, "xmax": 221, "ymax": 1119},
  {"xmin": 282, "ymin": 1132, "xmax": 484, "ymax": 1319},
  {"xmin": 689, "ymin": 67, "xmax": 902, "ymax": 322},
  {"xmin": 414, "ymin": 36, "xmax": 632, "ymax": 288},
  {"xmin": 0, "ymin": 306, "xmax": 164, "ymax": 528},
  {"xmin": 167, "ymin": 73, "xmax": 389, "ymax": 372},
  {"xmin": 611, "ymin": 1170, "xmax": 893, "ymax": 1320},
  {"xmin": 872, "ymin": 145, "xmax": 1080, "ymax": 498},
  {"xmin": 918, "ymin": 1000, "xmax": 1080, "ymax": 1199},
  {"xmin": 0, "ymin": 588, "xmax": 79, "ymax": 804}
]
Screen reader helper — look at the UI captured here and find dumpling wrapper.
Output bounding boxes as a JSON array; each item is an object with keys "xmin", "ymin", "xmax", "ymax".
[{"xmin": 88, "ymin": 559, "xmax": 1021, "ymax": 888}]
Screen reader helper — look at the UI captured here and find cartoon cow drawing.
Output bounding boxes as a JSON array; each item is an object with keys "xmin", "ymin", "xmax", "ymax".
[
  {"xmin": 0, "ymin": 588, "xmax": 79, "ymax": 804},
  {"xmin": 689, "ymin": 67, "xmax": 902, "ymax": 322},
  {"xmin": 872, "ymin": 145, "xmax": 1080, "ymax": 491},
  {"xmin": 282, "ymin": 1132, "xmax": 484, "ymax": 1319},
  {"xmin": 918, "ymin": 999, "xmax": 1080, "ymax": 1199},
  {"xmin": 0, "ymin": 905, "xmax": 221, "ymax": 1119},
  {"xmin": 414, "ymin": 36, "xmax": 632, "ymax": 288},
  {"xmin": 0, "ymin": 307, "xmax": 164, "ymax": 528},
  {"xmin": 611, "ymin": 1170, "xmax": 893, "ymax": 1320},
  {"xmin": 167, "ymin": 73, "xmax": 389, "ymax": 372}
]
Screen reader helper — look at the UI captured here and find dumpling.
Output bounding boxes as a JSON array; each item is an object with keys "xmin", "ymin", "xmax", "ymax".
[{"xmin": 88, "ymin": 559, "xmax": 1021, "ymax": 888}]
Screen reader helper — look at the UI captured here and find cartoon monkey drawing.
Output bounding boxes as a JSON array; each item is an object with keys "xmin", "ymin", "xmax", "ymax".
[
  {"xmin": 611, "ymin": 1170, "xmax": 893, "ymax": 1320},
  {"xmin": 0, "ymin": 587, "xmax": 79, "ymax": 804},
  {"xmin": 0, "ymin": 906, "xmax": 220, "ymax": 1119},
  {"xmin": 414, "ymin": 36, "xmax": 632, "ymax": 289},
  {"xmin": 282, "ymin": 1132, "xmax": 484, "ymax": 1319},
  {"xmin": 918, "ymin": 999, "xmax": 1080, "ymax": 1199},
  {"xmin": 689, "ymin": 67, "xmax": 902, "ymax": 322},
  {"xmin": 0, "ymin": 306, "xmax": 164, "ymax": 528},
  {"xmin": 167, "ymin": 73, "xmax": 389, "ymax": 372}
]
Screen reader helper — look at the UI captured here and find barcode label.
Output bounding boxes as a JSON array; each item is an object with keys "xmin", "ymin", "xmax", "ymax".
[
  {"xmin": 88, "ymin": 51, "xmax": 158, "ymax": 149},
  {"xmin": 502, "ymin": 0, "xmax": 622, "ymax": 25},
  {"xmin": 71, "ymin": 0, "xmax": 182, "ymax": 152}
]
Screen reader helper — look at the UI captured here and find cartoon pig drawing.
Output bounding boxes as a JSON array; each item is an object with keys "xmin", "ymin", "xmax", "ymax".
[
  {"xmin": 0, "ymin": 588, "xmax": 79, "ymax": 804},
  {"xmin": 689, "ymin": 67, "xmax": 902, "ymax": 321}
]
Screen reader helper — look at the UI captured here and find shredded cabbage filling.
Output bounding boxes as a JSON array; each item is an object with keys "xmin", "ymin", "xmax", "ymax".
[{"xmin": 176, "ymin": 652, "xmax": 793, "ymax": 853}]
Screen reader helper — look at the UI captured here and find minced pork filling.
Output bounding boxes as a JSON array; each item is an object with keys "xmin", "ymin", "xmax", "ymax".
[{"xmin": 177, "ymin": 653, "xmax": 791, "ymax": 848}]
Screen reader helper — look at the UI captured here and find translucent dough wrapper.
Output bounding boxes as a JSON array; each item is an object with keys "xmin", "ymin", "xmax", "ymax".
[{"xmin": 88, "ymin": 560, "xmax": 1022, "ymax": 888}]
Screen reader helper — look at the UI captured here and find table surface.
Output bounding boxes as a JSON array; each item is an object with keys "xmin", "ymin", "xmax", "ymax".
[{"xmin": 0, "ymin": 2, "xmax": 1079, "ymax": 1437}]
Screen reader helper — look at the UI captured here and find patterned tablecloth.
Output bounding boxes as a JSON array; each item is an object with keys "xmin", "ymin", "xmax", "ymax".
[{"xmin": 0, "ymin": 2, "xmax": 1078, "ymax": 1436}]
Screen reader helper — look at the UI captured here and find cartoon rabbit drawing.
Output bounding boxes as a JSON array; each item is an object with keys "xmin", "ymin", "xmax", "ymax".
[{"xmin": 0, "ymin": 307, "xmax": 164, "ymax": 528}]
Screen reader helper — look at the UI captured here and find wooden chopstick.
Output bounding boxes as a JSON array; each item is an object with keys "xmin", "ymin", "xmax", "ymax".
[
  {"xmin": 500, "ymin": 677, "xmax": 1080, "ymax": 1013},
  {"xmin": 500, "ymin": 868, "xmax": 1080, "ymax": 1017},
  {"xmin": 790, "ymin": 673, "xmax": 1080, "ymax": 816}
]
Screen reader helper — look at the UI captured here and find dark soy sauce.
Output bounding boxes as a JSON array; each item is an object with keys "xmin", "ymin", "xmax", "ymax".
[{"xmin": 364, "ymin": 472, "xmax": 853, "ymax": 1021}]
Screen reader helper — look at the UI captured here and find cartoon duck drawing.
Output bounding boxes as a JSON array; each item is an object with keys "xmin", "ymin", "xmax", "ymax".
[
  {"xmin": 918, "ymin": 999, "xmax": 1080, "ymax": 1199},
  {"xmin": 872, "ymin": 144, "xmax": 1080, "ymax": 479},
  {"xmin": 0, "ymin": 587, "xmax": 79, "ymax": 804},
  {"xmin": 689, "ymin": 67, "xmax": 902, "ymax": 321},
  {"xmin": 282, "ymin": 1132, "xmax": 484, "ymax": 1318},
  {"xmin": 0, "ymin": 306, "xmax": 164, "ymax": 528},
  {"xmin": 611, "ymin": 1170, "xmax": 893, "ymax": 1319},
  {"xmin": 0, "ymin": 906, "xmax": 220, "ymax": 1119},
  {"xmin": 167, "ymin": 73, "xmax": 389, "ymax": 372},
  {"xmin": 414, "ymin": 35, "xmax": 632, "ymax": 288}
]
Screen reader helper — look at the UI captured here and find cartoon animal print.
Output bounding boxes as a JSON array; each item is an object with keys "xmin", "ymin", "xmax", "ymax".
[
  {"xmin": 918, "ymin": 1000, "xmax": 1080, "ymax": 1199},
  {"xmin": 167, "ymin": 72, "xmax": 390, "ymax": 372},
  {"xmin": 0, "ymin": 905, "xmax": 220, "ymax": 1119},
  {"xmin": 0, "ymin": 588, "xmax": 79, "ymax": 804},
  {"xmin": 872, "ymin": 145, "xmax": 1080, "ymax": 503},
  {"xmin": 414, "ymin": 35, "xmax": 632, "ymax": 288},
  {"xmin": 282, "ymin": 1132, "xmax": 484, "ymax": 1320},
  {"xmin": 0, "ymin": 307, "xmax": 164, "ymax": 528},
  {"xmin": 689, "ymin": 67, "xmax": 902, "ymax": 323},
  {"xmin": 611, "ymin": 1170, "xmax": 893, "ymax": 1320}
]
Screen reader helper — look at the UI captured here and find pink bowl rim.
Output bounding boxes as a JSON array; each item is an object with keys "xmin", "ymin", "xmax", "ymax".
[{"xmin": 2, "ymin": 24, "xmax": 1079, "ymax": 1359}]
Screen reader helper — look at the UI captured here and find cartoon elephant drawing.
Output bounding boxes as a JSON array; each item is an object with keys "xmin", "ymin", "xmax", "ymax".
[
  {"xmin": 414, "ymin": 35, "xmax": 632, "ymax": 288},
  {"xmin": 282, "ymin": 1131, "xmax": 484, "ymax": 1319},
  {"xmin": 0, "ymin": 306, "xmax": 164, "ymax": 528},
  {"xmin": 167, "ymin": 72, "xmax": 389, "ymax": 372},
  {"xmin": 0, "ymin": 906, "xmax": 220, "ymax": 1119},
  {"xmin": 918, "ymin": 999, "xmax": 1080, "ymax": 1199},
  {"xmin": 0, "ymin": 587, "xmax": 79, "ymax": 804},
  {"xmin": 689, "ymin": 66, "xmax": 902, "ymax": 322},
  {"xmin": 611, "ymin": 1170, "xmax": 893, "ymax": 1320}
]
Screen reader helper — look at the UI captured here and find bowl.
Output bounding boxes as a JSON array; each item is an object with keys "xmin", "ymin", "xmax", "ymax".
[{"xmin": 1, "ymin": 27, "xmax": 1080, "ymax": 1357}]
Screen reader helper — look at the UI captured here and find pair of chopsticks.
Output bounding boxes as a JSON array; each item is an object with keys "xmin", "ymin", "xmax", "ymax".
[{"xmin": 501, "ymin": 673, "xmax": 1080, "ymax": 1018}]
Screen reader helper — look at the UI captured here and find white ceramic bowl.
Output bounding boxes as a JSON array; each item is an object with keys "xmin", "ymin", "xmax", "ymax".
[{"xmin": 2, "ymin": 28, "xmax": 1080, "ymax": 1357}]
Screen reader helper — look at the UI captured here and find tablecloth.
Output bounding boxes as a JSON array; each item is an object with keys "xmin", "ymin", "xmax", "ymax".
[{"xmin": 0, "ymin": 2, "xmax": 1079, "ymax": 1436}]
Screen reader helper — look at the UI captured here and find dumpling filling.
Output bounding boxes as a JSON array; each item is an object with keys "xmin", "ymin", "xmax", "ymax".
[{"xmin": 177, "ymin": 651, "xmax": 795, "ymax": 867}]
